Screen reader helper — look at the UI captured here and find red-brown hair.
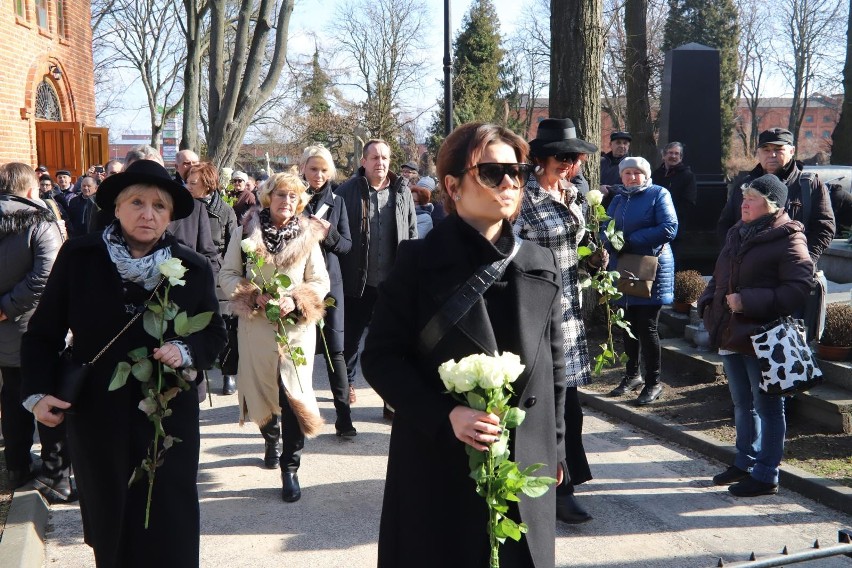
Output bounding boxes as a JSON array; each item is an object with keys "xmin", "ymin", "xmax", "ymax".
[
  {"xmin": 436, "ymin": 122, "xmax": 529, "ymax": 214},
  {"xmin": 188, "ymin": 162, "xmax": 220, "ymax": 196}
]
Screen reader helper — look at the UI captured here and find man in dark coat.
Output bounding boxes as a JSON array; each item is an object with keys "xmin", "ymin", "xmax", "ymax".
[
  {"xmin": 0, "ymin": 163, "xmax": 71, "ymax": 499},
  {"xmin": 334, "ymin": 139, "xmax": 417, "ymax": 417},
  {"xmin": 717, "ymin": 127, "xmax": 835, "ymax": 263},
  {"xmin": 651, "ymin": 141, "xmax": 697, "ymax": 222},
  {"xmin": 600, "ymin": 131, "xmax": 631, "ymax": 189}
]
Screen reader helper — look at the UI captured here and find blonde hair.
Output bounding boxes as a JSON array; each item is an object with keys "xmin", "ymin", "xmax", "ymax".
[
  {"xmin": 299, "ymin": 145, "xmax": 337, "ymax": 182},
  {"xmin": 115, "ymin": 184, "xmax": 174, "ymax": 217},
  {"xmin": 258, "ymin": 172, "xmax": 309, "ymax": 215}
]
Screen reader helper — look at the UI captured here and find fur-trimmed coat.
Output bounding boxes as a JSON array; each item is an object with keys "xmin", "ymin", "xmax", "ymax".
[
  {"xmin": 0, "ymin": 195, "xmax": 64, "ymax": 367},
  {"xmin": 218, "ymin": 209, "xmax": 330, "ymax": 435}
]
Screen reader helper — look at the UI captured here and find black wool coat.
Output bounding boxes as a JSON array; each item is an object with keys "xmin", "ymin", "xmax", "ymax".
[
  {"xmin": 303, "ymin": 181, "xmax": 351, "ymax": 354},
  {"xmin": 361, "ymin": 215, "xmax": 566, "ymax": 568},
  {"xmin": 21, "ymin": 232, "xmax": 226, "ymax": 568}
]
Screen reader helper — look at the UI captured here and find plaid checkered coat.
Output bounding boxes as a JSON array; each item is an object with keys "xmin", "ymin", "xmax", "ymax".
[{"xmin": 515, "ymin": 177, "xmax": 592, "ymax": 387}]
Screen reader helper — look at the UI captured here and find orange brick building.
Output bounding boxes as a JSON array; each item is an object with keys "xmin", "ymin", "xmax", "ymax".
[{"xmin": 1, "ymin": 1, "xmax": 103, "ymax": 176}]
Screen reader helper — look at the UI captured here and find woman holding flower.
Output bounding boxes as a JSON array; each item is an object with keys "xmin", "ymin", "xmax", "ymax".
[
  {"xmin": 21, "ymin": 160, "xmax": 226, "ymax": 567},
  {"xmin": 219, "ymin": 172, "xmax": 330, "ymax": 502},
  {"xmin": 515, "ymin": 117, "xmax": 605, "ymax": 525},
  {"xmin": 362, "ymin": 122, "xmax": 566, "ymax": 567}
]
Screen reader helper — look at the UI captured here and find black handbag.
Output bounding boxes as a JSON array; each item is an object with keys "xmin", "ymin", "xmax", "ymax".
[{"xmin": 54, "ymin": 278, "xmax": 164, "ymax": 410}]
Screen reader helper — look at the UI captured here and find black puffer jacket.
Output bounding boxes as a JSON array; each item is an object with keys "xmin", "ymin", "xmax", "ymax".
[
  {"xmin": 0, "ymin": 195, "xmax": 64, "ymax": 366},
  {"xmin": 200, "ymin": 191, "xmax": 239, "ymax": 313}
]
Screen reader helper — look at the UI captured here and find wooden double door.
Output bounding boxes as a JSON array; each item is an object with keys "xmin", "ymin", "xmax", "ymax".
[{"xmin": 36, "ymin": 122, "xmax": 109, "ymax": 180}]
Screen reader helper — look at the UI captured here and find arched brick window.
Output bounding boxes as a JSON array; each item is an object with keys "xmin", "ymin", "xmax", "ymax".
[{"xmin": 35, "ymin": 79, "xmax": 62, "ymax": 121}]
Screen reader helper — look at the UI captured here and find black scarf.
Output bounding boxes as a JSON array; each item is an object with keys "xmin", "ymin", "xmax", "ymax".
[
  {"xmin": 259, "ymin": 208, "xmax": 302, "ymax": 254},
  {"xmin": 738, "ymin": 212, "xmax": 777, "ymax": 244}
]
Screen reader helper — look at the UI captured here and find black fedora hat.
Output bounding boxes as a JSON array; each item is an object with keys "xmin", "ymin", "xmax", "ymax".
[
  {"xmin": 96, "ymin": 159, "xmax": 194, "ymax": 220},
  {"xmin": 529, "ymin": 118, "xmax": 598, "ymax": 158}
]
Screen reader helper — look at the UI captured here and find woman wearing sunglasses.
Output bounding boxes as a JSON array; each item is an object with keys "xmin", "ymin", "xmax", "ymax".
[
  {"xmin": 515, "ymin": 117, "xmax": 602, "ymax": 526},
  {"xmin": 361, "ymin": 122, "xmax": 566, "ymax": 567}
]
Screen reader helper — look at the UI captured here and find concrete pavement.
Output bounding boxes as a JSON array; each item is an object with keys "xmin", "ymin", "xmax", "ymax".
[{"xmin": 5, "ymin": 367, "xmax": 852, "ymax": 567}]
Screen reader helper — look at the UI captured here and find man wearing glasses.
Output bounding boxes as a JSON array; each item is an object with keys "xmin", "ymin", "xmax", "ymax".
[{"xmin": 335, "ymin": 139, "xmax": 417, "ymax": 419}]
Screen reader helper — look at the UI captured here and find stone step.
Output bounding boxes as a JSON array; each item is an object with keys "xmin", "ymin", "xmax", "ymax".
[
  {"xmin": 815, "ymin": 358, "xmax": 852, "ymax": 390},
  {"xmin": 661, "ymin": 337, "xmax": 852, "ymax": 433}
]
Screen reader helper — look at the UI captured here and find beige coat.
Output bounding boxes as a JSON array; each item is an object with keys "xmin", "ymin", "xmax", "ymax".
[{"xmin": 219, "ymin": 210, "xmax": 330, "ymax": 435}]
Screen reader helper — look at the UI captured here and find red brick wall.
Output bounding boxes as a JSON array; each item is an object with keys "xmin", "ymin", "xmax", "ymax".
[{"xmin": 0, "ymin": 1, "xmax": 95, "ymax": 166}]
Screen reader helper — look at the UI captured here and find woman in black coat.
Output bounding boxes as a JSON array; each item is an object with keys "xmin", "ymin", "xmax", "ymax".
[
  {"xmin": 299, "ymin": 145, "xmax": 356, "ymax": 435},
  {"xmin": 21, "ymin": 160, "xmax": 226, "ymax": 568},
  {"xmin": 361, "ymin": 123, "xmax": 566, "ymax": 568}
]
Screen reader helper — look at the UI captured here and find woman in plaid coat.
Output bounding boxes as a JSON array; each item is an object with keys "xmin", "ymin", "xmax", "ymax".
[{"xmin": 515, "ymin": 118, "xmax": 604, "ymax": 525}]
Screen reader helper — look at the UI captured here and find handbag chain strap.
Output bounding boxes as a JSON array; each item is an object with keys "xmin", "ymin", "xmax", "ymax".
[{"xmin": 87, "ymin": 277, "xmax": 166, "ymax": 365}]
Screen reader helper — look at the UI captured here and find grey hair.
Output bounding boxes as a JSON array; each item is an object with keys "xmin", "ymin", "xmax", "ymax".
[
  {"xmin": 741, "ymin": 186, "xmax": 781, "ymax": 214},
  {"xmin": 663, "ymin": 141, "xmax": 684, "ymax": 154},
  {"xmin": 125, "ymin": 145, "xmax": 164, "ymax": 167}
]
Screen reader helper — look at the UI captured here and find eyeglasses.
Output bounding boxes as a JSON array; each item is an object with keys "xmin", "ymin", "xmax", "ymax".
[
  {"xmin": 458, "ymin": 163, "xmax": 533, "ymax": 189},
  {"xmin": 271, "ymin": 191, "xmax": 300, "ymax": 202},
  {"xmin": 553, "ymin": 153, "xmax": 581, "ymax": 164},
  {"xmin": 231, "ymin": 178, "xmax": 245, "ymax": 184}
]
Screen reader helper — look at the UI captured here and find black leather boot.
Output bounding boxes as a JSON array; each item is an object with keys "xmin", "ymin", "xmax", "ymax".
[
  {"xmin": 281, "ymin": 471, "xmax": 301, "ymax": 502},
  {"xmin": 259, "ymin": 416, "xmax": 282, "ymax": 470},
  {"xmin": 608, "ymin": 375, "xmax": 644, "ymax": 397},
  {"xmin": 221, "ymin": 375, "xmax": 237, "ymax": 396}
]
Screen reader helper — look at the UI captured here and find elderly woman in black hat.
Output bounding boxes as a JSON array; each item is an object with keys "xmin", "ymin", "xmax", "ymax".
[
  {"xmin": 514, "ymin": 117, "xmax": 602, "ymax": 524},
  {"xmin": 21, "ymin": 160, "xmax": 226, "ymax": 567}
]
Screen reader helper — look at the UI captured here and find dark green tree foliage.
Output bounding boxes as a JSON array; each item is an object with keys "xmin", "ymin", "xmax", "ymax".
[
  {"xmin": 302, "ymin": 47, "xmax": 331, "ymax": 115},
  {"xmin": 663, "ymin": 0, "xmax": 739, "ymax": 163},
  {"xmin": 428, "ymin": 0, "xmax": 504, "ymax": 155}
]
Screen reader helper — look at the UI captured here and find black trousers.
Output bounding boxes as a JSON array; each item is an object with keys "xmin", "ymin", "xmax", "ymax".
[
  {"xmin": 278, "ymin": 382, "xmax": 304, "ymax": 473},
  {"xmin": 556, "ymin": 387, "xmax": 592, "ymax": 496},
  {"xmin": 324, "ymin": 351, "xmax": 353, "ymax": 431},
  {"xmin": 622, "ymin": 304, "xmax": 663, "ymax": 385},
  {"xmin": 343, "ymin": 286, "xmax": 378, "ymax": 384},
  {"xmin": 220, "ymin": 316, "xmax": 239, "ymax": 376},
  {"xmin": 0, "ymin": 366, "xmax": 70, "ymax": 479}
]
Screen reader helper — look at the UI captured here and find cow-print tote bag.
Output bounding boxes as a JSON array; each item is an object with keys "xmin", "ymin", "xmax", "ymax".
[{"xmin": 750, "ymin": 316, "xmax": 823, "ymax": 396}]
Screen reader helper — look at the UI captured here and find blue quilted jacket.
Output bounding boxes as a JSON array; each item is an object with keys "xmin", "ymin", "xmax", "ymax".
[{"xmin": 604, "ymin": 184, "xmax": 679, "ymax": 306}]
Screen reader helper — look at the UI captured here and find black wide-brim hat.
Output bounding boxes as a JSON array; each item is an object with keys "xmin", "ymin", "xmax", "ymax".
[
  {"xmin": 529, "ymin": 118, "xmax": 599, "ymax": 158},
  {"xmin": 96, "ymin": 159, "xmax": 195, "ymax": 220}
]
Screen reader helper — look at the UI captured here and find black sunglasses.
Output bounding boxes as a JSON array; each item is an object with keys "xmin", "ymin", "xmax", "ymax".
[
  {"xmin": 553, "ymin": 153, "xmax": 581, "ymax": 163},
  {"xmin": 459, "ymin": 163, "xmax": 534, "ymax": 189}
]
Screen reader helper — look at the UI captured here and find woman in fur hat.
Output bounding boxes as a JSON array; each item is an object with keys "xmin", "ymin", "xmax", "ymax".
[{"xmin": 219, "ymin": 172, "xmax": 330, "ymax": 502}]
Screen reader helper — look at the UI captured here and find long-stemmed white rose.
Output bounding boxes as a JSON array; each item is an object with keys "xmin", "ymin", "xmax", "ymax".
[
  {"xmin": 108, "ymin": 258, "xmax": 213, "ymax": 528},
  {"xmin": 439, "ymin": 351, "xmax": 556, "ymax": 568}
]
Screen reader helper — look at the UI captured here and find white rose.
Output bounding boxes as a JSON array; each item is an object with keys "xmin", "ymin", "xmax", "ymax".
[
  {"xmin": 222, "ymin": 167, "xmax": 234, "ymax": 181},
  {"xmin": 240, "ymin": 238, "xmax": 256, "ymax": 254},
  {"xmin": 586, "ymin": 189, "xmax": 604, "ymax": 207},
  {"xmin": 475, "ymin": 354, "xmax": 506, "ymax": 389},
  {"xmin": 439, "ymin": 359, "xmax": 478, "ymax": 393},
  {"xmin": 158, "ymin": 258, "xmax": 187, "ymax": 287},
  {"xmin": 498, "ymin": 352, "xmax": 525, "ymax": 384}
]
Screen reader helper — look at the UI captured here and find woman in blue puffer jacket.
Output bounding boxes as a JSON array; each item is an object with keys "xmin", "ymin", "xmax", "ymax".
[{"xmin": 603, "ymin": 156, "xmax": 678, "ymax": 405}]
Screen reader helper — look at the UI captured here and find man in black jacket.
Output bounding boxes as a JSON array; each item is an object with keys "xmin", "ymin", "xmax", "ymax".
[
  {"xmin": 652, "ymin": 142, "xmax": 697, "ymax": 219},
  {"xmin": 335, "ymin": 139, "xmax": 417, "ymax": 417},
  {"xmin": 717, "ymin": 128, "xmax": 835, "ymax": 263},
  {"xmin": 0, "ymin": 163, "xmax": 73, "ymax": 501}
]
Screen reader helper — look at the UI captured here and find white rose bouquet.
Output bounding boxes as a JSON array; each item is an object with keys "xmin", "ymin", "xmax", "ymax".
[
  {"xmin": 108, "ymin": 258, "xmax": 213, "ymax": 528},
  {"xmin": 439, "ymin": 351, "xmax": 556, "ymax": 568}
]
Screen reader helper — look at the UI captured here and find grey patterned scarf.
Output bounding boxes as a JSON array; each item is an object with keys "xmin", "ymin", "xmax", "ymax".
[{"xmin": 103, "ymin": 222, "xmax": 172, "ymax": 290}]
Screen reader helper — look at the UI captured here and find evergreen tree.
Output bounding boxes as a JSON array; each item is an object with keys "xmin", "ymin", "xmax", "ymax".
[
  {"xmin": 663, "ymin": 0, "xmax": 739, "ymax": 165},
  {"xmin": 428, "ymin": 0, "xmax": 504, "ymax": 155},
  {"xmin": 302, "ymin": 47, "xmax": 331, "ymax": 115}
]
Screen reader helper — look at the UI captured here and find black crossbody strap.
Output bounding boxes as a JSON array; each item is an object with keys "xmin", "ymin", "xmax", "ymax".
[{"xmin": 417, "ymin": 236, "xmax": 522, "ymax": 355}]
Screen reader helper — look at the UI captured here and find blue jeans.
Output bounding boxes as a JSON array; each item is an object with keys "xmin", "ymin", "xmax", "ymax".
[{"xmin": 722, "ymin": 353, "xmax": 786, "ymax": 484}]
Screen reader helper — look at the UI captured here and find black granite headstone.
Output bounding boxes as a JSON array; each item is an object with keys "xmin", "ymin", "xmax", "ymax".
[{"xmin": 658, "ymin": 43, "xmax": 723, "ymax": 179}]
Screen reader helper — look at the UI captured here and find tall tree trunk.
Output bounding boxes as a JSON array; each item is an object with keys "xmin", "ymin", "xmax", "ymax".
[
  {"xmin": 624, "ymin": 0, "xmax": 656, "ymax": 162},
  {"xmin": 180, "ymin": 0, "xmax": 203, "ymax": 152},
  {"xmin": 550, "ymin": 0, "xmax": 604, "ymax": 188},
  {"xmin": 832, "ymin": 0, "xmax": 852, "ymax": 164}
]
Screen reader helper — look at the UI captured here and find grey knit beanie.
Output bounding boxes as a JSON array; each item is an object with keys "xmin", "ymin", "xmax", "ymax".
[
  {"xmin": 618, "ymin": 156, "xmax": 652, "ymax": 179},
  {"xmin": 747, "ymin": 174, "xmax": 788, "ymax": 208}
]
